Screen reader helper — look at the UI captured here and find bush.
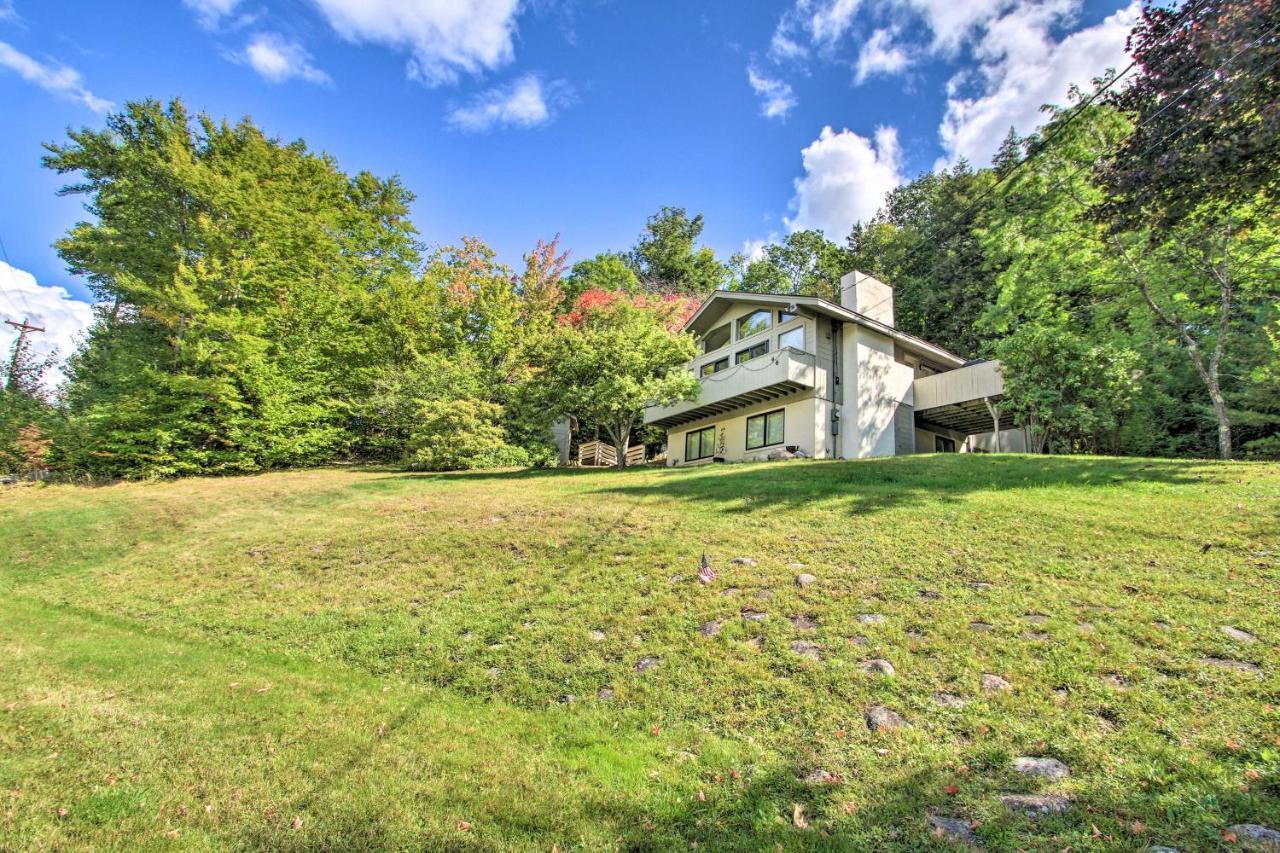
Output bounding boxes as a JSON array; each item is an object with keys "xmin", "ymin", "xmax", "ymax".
[{"xmin": 403, "ymin": 399, "xmax": 531, "ymax": 472}]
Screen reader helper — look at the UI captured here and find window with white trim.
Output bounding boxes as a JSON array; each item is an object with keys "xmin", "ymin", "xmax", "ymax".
[{"xmin": 777, "ymin": 325, "xmax": 804, "ymax": 351}]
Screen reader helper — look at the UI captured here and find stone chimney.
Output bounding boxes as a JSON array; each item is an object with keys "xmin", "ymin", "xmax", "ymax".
[{"xmin": 838, "ymin": 270, "xmax": 895, "ymax": 327}]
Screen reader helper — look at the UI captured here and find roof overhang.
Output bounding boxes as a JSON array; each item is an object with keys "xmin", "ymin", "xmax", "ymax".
[{"xmin": 684, "ymin": 290, "xmax": 967, "ymax": 368}]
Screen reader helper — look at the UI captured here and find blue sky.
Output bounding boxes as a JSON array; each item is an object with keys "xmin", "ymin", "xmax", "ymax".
[{"xmin": 1, "ymin": 0, "xmax": 1138, "ymax": 370}]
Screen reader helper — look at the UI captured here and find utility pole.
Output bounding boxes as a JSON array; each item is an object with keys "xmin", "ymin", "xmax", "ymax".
[{"xmin": 4, "ymin": 317, "xmax": 45, "ymax": 391}]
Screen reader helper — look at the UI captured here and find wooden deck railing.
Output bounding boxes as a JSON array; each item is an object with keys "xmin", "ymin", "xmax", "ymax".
[{"xmin": 576, "ymin": 440, "xmax": 648, "ymax": 468}]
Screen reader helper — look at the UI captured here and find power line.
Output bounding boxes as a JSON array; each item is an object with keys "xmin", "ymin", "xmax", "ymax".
[{"xmin": 878, "ymin": 0, "xmax": 1213, "ymax": 273}]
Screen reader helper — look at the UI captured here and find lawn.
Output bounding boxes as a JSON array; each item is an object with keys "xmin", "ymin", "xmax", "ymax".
[{"xmin": 1, "ymin": 454, "xmax": 1278, "ymax": 850}]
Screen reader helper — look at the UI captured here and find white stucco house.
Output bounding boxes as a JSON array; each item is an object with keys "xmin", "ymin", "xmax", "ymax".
[{"xmin": 644, "ymin": 271, "xmax": 1027, "ymax": 465}]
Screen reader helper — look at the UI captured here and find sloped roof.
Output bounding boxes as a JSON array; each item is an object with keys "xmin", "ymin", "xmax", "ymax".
[{"xmin": 685, "ymin": 290, "xmax": 967, "ymax": 368}]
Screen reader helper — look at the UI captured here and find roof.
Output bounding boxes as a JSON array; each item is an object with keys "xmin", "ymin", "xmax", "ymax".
[{"xmin": 684, "ymin": 290, "xmax": 968, "ymax": 368}]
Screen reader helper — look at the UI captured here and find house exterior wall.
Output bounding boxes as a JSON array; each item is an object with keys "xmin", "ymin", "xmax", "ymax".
[
  {"xmin": 839, "ymin": 324, "xmax": 916, "ymax": 459},
  {"xmin": 665, "ymin": 392, "xmax": 819, "ymax": 465}
]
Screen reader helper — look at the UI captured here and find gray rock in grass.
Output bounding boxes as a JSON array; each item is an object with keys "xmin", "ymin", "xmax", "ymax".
[
  {"xmin": 933, "ymin": 692, "xmax": 966, "ymax": 708},
  {"xmin": 731, "ymin": 557, "xmax": 757, "ymax": 566},
  {"xmin": 741, "ymin": 610, "xmax": 769, "ymax": 622},
  {"xmin": 857, "ymin": 613, "xmax": 885, "ymax": 625},
  {"xmin": 1000, "ymin": 794, "xmax": 1070, "ymax": 818},
  {"xmin": 635, "ymin": 656, "xmax": 660, "ymax": 673},
  {"xmin": 790, "ymin": 641, "xmax": 821, "ymax": 660},
  {"xmin": 865, "ymin": 705, "xmax": 908, "ymax": 731},
  {"xmin": 1225, "ymin": 824, "xmax": 1280, "ymax": 851},
  {"xmin": 981, "ymin": 674, "xmax": 1012, "ymax": 693},
  {"xmin": 1221, "ymin": 625, "xmax": 1257, "ymax": 644},
  {"xmin": 859, "ymin": 659, "xmax": 896, "ymax": 676},
  {"xmin": 927, "ymin": 814, "xmax": 978, "ymax": 845},
  {"xmin": 1201, "ymin": 657, "xmax": 1261, "ymax": 673},
  {"xmin": 1011, "ymin": 756, "xmax": 1070, "ymax": 782},
  {"xmin": 796, "ymin": 573, "xmax": 818, "ymax": 587},
  {"xmin": 698, "ymin": 620, "xmax": 722, "ymax": 637}
]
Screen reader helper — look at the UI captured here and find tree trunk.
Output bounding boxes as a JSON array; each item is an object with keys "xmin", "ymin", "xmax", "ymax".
[
  {"xmin": 606, "ymin": 420, "xmax": 631, "ymax": 469},
  {"xmin": 1209, "ymin": 385, "xmax": 1232, "ymax": 461}
]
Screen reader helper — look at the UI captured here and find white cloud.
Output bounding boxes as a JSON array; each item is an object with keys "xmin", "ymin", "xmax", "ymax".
[
  {"xmin": 0, "ymin": 261, "xmax": 95, "ymax": 391},
  {"xmin": 0, "ymin": 41, "xmax": 111, "ymax": 112},
  {"xmin": 784, "ymin": 125, "xmax": 903, "ymax": 237},
  {"xmin": 240, "ymin": 33, "xmax": 331, "ymax": 85},
  {"xmin": 446, "ymin": 74, "xmax": 570, "ymax": 132},
  {"xmin": 747, "ymin": 67, "xmax": 797, "ymax": 120},
  {"xmin": 0, "ymin": 1, "xmax": 17, "ymax": 22},
  {"xmin": 182, "ymin": 0, "xmax": 241, "ymax": 29},
  {"xmin": 855, "ymin": 28, "xmax": 908, "ymax": 83},
  {"xmin": 309, "ymin": 0, "xmax": 521, "ymax": 86},
  {"xmin": 937, "ymin": 0, "xmax": 1138, "ymax": 166}
]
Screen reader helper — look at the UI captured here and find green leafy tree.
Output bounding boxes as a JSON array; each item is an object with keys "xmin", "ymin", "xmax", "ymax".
[
  {"xmin": 535, "ymin": 292, "xmax": 698, "ymax": 467},
  {"xmin": 562, "ymin": 251, "xmax": 639, "ymax": 307},
  {"xmin": 629, "ymin": 207, "xmax": 728, "ymax": 296},
  {"xmin": 730, "ymin": 229, "xmax": 851, "ymax": 299},
  {"xmin": 847, "ymin": 163, "xmax": 1001, "ymax": 356},
  {"xmin": 403, "ymin": 398, "xmax": 531, "ymax": 471}
]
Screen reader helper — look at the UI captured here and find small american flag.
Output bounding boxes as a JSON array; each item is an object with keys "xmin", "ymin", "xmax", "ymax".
[{"xmin": 698, "ymin": 553, "xmax": 716, "ymax": 584}]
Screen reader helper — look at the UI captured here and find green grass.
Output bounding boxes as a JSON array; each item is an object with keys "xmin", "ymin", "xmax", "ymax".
[{"xmin": 1, "ymin": 455, "xmax": 1278, "ymax": 850}]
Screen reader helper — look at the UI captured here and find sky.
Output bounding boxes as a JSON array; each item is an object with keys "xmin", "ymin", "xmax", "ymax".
[{"xmin": 1, "ymin": 0, "xmax": 1140, "ymax": 380}]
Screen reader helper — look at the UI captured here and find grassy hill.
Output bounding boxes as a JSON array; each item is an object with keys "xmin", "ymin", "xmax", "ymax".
[{"xmin": 1, "ymin": 455, "xmax": 1278, "ymax": 850}]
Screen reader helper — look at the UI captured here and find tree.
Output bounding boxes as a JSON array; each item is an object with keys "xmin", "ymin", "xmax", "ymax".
[
  {"xmin": 994, "ymin": 325, "xmax": 1138, "ymax": 453},
  {"xmin": 44, "ymin": 99, "xmax": 421, "ymax": 477},
  {"xmin": 0, "ymin": 332, "xmax": 58, "ymax": 476},
  {"xmin": 1096, "ymin": 0, "xmax": 1280, "ymax": 232},
  {"xmin": 847, "ymin": 163, "xmax": 1002, "ymax": 356},
  {"xmin": 1091, "ymin": 2, "xmax": 1280, "ymax": 459},
  {"xmin": 536, "ymin": 291, "xmax": 698, "ymax": 467},
  {"xmin": 629, "ymin": 207, "xmax": 728, "ymax": 296},
  {"xmin": 562, "ymin": 251, "xmax": 640, "ymax": 307},
  {"xmin": 730, "ymin": 230, "xmax": 851, "ymax": 299},
  {"xmin": 403, "ymin": 398, "xmax": 531, "ymax": 471}
]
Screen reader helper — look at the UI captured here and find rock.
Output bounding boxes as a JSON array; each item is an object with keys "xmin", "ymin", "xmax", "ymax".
[
  {"xmin": 1103, "ymin": 674, "xmax": 1130, "ymax": 688},
  {"xmin": 1023, "ymin": 613, "xmax": 1049, "ymax": 625},
  {"xmin": 486, "ymin": 667, "xmax": 502, "ymax": 678},
  {"xmin": 1076, "ymin": 622, "xmax": 1095, "ymax": 633},
  {"xmin": 596, "ymin": 686, "xmax": 614, "ymax": 700},
  {"xmin": 848, "ymin": 635, "xmax": 868, "ymax": 646},
  {"xmin": 741, "ymin": 610, "xmax": 769, "ymax": 622},
  {"xmin": 787, "ymin": 562, "xmax": 806, "ymax": 569},
  {"xmin": 557, "ymin": 693, "xmax": 577, "ymax": 704},
  {"xmin": 1147, "ymin": 847, "xmax": 1181, "ymax": 853},
  {"xmin": 927, "ymin": 814, "xmax": 978, "ymax": 845},
  {"xmin": 1225, "ymin": 824, "xmax": 1280, "ymax": 850},
  {"xmin": 731, "ymin": 557, "xmax": 757, "ymax": 566},
  {"xmin": 865, "ymin": 705, "xmax": 908, "ymax": 731},
  {"xmin": 802, "ymin": 768, "xmax": 836, "ymax": 784},
  {"xmin": 967, "ymin": 581, "xmax": 993, "ymax": 590},
  {"xmin": 790, "ymin": 641, "xmax": 821, "ymax": 660},
  {"xmin": 635, "ymin": 657, "xmax": 660, "ymax": 673},
  {"xmin": 743, "ymin": 637, "xmax": 763, "ymax": 651},
  {"xmin": 796, "ymin": 573, "xmax": 817, "ymax": 587},
  {"xmin": 981, "ymin": 674, "xmax": 1012, "ymax": 693},
  {"xmin": 589, "ymin": 629, "xmax": 606, "ymax": 642},
  {"xmin": 720, "ymin": 587, "xmax": 741, "ymax": 597},
  {"xmin": 1221, "ymin": 625, "xmax": 1258, "ymax": 644},
  {"xmin": 698, "ymin": 620, "xmax": 722, "ymax": 637},
  {"xmin": 1021, "ymin": 631, "xmax": 1051, "ymax": 642},
  {"xmin": 857, "ymin": 613, "xmax": 885, "ymax": 625},
  {"xmin": 859, "ymin": 659, "xmax": 895, "ymax": 676},
  {"xmin": 767, "ymin": 448, "xmax": 796, "ymax": 461},
  {"xmin": 790, "ymin": 614, "xmax": 818, "ymax": 631},
  {"xmin": 969, "ymin": 621, "xmax": 994, "ymax": 632},
  {"xmin": 756, "ymin": 589, "xmax": 774, "ymax": 601},
  {"xmin": 1012, "ymin": 756, "xmax": 1070, "ymax": 782},
  {"xmin": 0, "ymin": 475, "xmax": 17, "ymax": 485},
  {"xmin": 919, "ymin": 589, "xmax": 942, "ymax": 600},
  {"xmin": 1000, "ymin": 794, "xmax": 1070, "ymax": 818},
  {"xmin": 933, "ymin": 692, "xmax": 966, "ymax": 708}
]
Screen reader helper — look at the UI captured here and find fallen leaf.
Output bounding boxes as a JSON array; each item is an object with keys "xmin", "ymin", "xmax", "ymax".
[
  {"xmin": 457, "ymin": 820, "xmax": 472, "ymax": 831},
  {"xmin": 1222, "ymin": 829, "xmax": 1238, "ymax": 843},
  {"xmin": 792, "ymin": 803, "xmax": 809, "ymax": 829},
  {"xmin": 650, "ymin": 726, "xmax": 660, "ymax": 737},
  {"xmin": 1245, "ymin": 769, "xmax": 1260, "ymax": 780},
  {"xmin": 1129, "ymin": 820, "xmax": 1144, "ymax": 834},
  {"xmin": 842, "ymin": 801, "xmax": 857, "ymax": 815},
  {"xmin": 697, "ymin": 790, "xmax": 706, "ymax": 802},
  {"xmin": 291, "ymin": 816, "xmax": 303, "ymax": 830},
  {"xmin": 944, "ymin": 784, "xmax": 959, "ymax": 796}
]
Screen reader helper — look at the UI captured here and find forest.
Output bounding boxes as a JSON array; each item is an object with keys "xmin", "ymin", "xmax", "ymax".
[{"xmin": 1, "ymin": 0, "xmax": 1276, "ymax": 478}]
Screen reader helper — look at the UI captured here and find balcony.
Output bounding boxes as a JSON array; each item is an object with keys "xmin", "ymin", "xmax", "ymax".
[
  {"xmin": 913, "ymin": 359, "xmax": 1013, "ymax": 433},
  {"xmin": 644, "ymin": 347, "xmax": 816, "ymax": 429}
]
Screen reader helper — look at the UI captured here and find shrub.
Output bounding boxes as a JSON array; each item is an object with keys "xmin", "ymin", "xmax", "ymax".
[{"xmin": 403, "ymin": 399, "xmax": 531, "ymax": 472}]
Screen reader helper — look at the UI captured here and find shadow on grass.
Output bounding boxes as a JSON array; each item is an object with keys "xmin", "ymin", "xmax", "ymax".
[{"xmin": 574, "ymin": 454, "xmax": 1208, "ymax": 518}]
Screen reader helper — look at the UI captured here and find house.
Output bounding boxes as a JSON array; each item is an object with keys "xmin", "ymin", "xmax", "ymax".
[{"xmin": 644, "ymin": 271, "xmax": 1027, "ymax": 465}]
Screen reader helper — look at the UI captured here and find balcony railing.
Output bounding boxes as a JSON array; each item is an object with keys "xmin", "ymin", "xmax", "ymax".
[{"xmin": 644, "ymin": 347, "xmax": 816, "ymax": 429}]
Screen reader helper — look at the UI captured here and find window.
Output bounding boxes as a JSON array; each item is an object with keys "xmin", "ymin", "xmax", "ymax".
[
  {"xmin": 777, "ymin": 310, "xmax": 798, "ymax": 323},
  {"xmin": 777, "ymin": 326, "xmax": 804, "ymax": 351},
  {"xmin": 935, "ymin": 435, "xmax": 957, "ymax": 453},
  {"xmin": 746, "ymin": 409, "xmax": 785, "ymax": 450},
  {"xmin": 736, "ymin": 310, "xmax": 771, "ymax": 340},
  {"xmin": 701, "ymin": 323, "xmax": 730, "ymax": 354},
  {"xmin": 700, "ymin": 357, "xmax": 728, "ymax": 377},
  {"xmin": 736, "ymin": 341, "xmax": 769, "ymax": 364},
  {"xmin": 685, "ymin": 426, "xmax": 716, "ymax": 461}
]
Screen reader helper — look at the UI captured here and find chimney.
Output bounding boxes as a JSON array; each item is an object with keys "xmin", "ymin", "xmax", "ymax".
[{"xmin": 838, "ymin": 270, "xmax": 894, "ymax": 327}]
